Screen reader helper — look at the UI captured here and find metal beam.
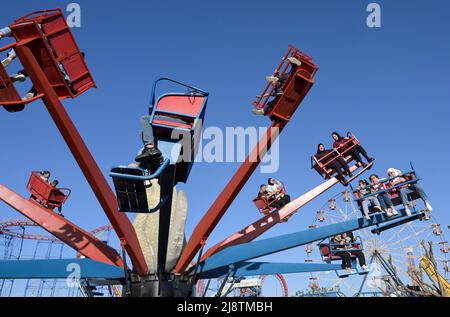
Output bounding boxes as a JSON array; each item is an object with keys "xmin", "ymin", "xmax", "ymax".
[
  {"xmin": 175, "ymin": 122, "xmax": 284, "ymax": 272},
  {"xmin": 0, "ymin": 185, "xmax": 124, "ymax": 267},
  {"xmin": 14, "ymin": 45, "xmax": 148, "ymax": 275},
  {"xmin": 198, "ymin": 261, "xmax": 342, "ymax": 279},
  {"xmin": 201, "ymin": 166, "xmax": 359, "ymax": 261},
  {"xmin": 0, "ymin": 259, "xmax": 125, "ymax": 279},
  {"xmin": 199, "ymin": 210, "xmax": 420, "ymax": 273}
]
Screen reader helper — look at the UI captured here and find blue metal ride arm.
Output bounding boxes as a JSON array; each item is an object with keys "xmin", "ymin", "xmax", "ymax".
[
  {"xmin": 198, "ymin": 261, "xmax": 342, "ymax": 279},
  {"xmin": 0, "ymin": 259, "xmax": 125, "ymax": 280},
  {"xmin": 197, "ymin": 210, "xmax": 422, "ymax": 274}
]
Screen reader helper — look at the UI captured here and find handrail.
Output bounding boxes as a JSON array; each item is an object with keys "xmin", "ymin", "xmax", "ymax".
[
  {"xmin": 0, "ymin": 93, "xmax": 44, "ymax": 106},
  {"xmin": 0, "ymin": 42, "xmax": 17, "ymax": 53},
  {"xmin": 109, "ymin": 158, "xmax": 170, "ymax": 181},
  {"xmin": 149, "ymin": 77, "xmax": 209, "ymax": 114},
  {"xmin": 13, "ymin": 8, "xmax": 62, "ymax": 24},
  {"xmin": 355, "ymin": 178, "xmax": 421, "ymax": 201},
  {"xmin": 311, "ymin": 134, "xmax": 360, "ymax": 169}
]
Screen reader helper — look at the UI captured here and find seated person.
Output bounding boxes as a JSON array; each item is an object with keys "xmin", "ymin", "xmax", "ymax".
[
  {"xmin": 314, "ymin": 143, "xmax": 352, "ymax": 181},
  {"xmin": 386, "ymin": 168, "xmax": 432, "ymax": 215},
  {"xmin": 331, "ymin": 234, "xmax": 354, "ymax": 273},
  {"xmin": 343, "ymin": 232, "xmax": 368, "ymax": 271},
  {"xmin": 331, "ymin": 132, "xmax": 374, "ymax": 168},
  {"xmin": 252, "ymin": 56, "xmax": 302, "ymax": 116},
  {"xmin": 50, "ymin": 179, "xmax": 63, "ymax": 216},
  {"xmin": 369, "ymin": 174, "xmax": 399, "ymax": 217},
  {"xmin": 134, "ymin": 115, "xmax": 164, "ymax": 165},
  {"xmin": 356, "ymin": 179, "xmax": 382, "ymax": 220},
  {"xmin": 40, "ymin": 170, "xmax": 51, "ymax": 183},
  {"xmin": 266, "ymin": 178, "xmax": 290, "ymax": 210}
]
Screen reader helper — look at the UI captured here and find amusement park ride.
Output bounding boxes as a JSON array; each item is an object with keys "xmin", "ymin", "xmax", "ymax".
[{"xmin": 0, "ymin": 9, "xmax": 441, "ymax": 297}]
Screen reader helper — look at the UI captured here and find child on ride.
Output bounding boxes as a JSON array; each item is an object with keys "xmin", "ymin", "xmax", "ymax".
[
  {"xmin": 356, "ymin": 179, "xmax": 382, "ymax": 220},
  {"xmin": 369, "ymin": 174, "xmax": 399, "ymax": 217}
]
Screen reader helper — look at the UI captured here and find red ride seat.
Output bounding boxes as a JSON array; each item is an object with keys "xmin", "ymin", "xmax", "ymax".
[{"xmin": 26, "ymin": 172, "xmax": 70, "ymax": 210}]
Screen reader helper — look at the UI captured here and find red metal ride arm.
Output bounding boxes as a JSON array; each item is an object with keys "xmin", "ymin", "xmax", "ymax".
[
  {"xmin": 175, "ymin": 123, "xmax": 284, "ymax": 273},
  {"xmin": 0, "ymin": 185, "xmax": 123, "ymax": 267},
  {"xmin": 175, "ymin": 47, "xmax": 318, "ymax": 273},
  {"xmin": 201, "ymin": 165, "xmax": 360, "ymax": 260},
  {"xmin": 14, "ymin": 45, "xmax": 148, "ymax": 275}
]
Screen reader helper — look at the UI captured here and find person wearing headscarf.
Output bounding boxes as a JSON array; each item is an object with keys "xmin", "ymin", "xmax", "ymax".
[
  {"xmin": 387, "ymin": 168, "xmax": 432, "ymax": 216},
  {"xmin": 314, "ymin": 143, "xmax": 352, "ymax": 181},
  {"xmin": 267, "ymin": 178, "xmax": 290, "ymax": 209},
  {"xmin": 331, "ymin": 132, "xmax": 374, "ymax": 167}
]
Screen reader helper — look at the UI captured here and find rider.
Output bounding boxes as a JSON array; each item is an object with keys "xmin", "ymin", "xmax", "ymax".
[
  {"xmin": 314, "ymin": 143, "xmax": 352, "ymax": 181},
  {"xmin": 356, "ymin": 179, "xmax": 382, "ymax": 220},
  {"xmin": 369, "ymin": 174, "xmax": 399, "ymax": 217},
  {"xmin": 267, "ymin": 178, "xmax": 290, "ymax": 209},
  {"xmin": 252, "ymin": 56, "xmax": 302, "ymax": 116},
  {"xmin": 386, "ymin": 168, "xmax": 433, "ymax": 216},
  {"xmin": 134, "ymin": 115, "xmax": 164, "ymax": 165},
  {"xmin": 331, "ymin": 132, "xmax": 374, "ymax": 168}
]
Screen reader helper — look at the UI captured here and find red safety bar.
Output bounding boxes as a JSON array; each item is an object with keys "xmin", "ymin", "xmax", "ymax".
[
  {"xmin": 27, "ymin": 171, "xmax": 70, "ymax": 210},
  {"xmin": 252, "ymin": 45, "xmax": 318, "ymax": 122},
  {"xmin": 311, "ymin": 133, "xmax": 361, "ymax": 179}
]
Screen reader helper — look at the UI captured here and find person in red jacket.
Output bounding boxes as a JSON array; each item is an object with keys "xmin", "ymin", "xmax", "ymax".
[{"xmin": 331, "ymin": 132, "xmax": 374, "ymax": 167}]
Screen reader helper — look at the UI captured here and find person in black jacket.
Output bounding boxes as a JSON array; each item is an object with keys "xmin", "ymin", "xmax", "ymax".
[
  {"xmin": 331, "ymin": 132, "xmax": 374, "ymax": 167},
  {"xmin": 314, "ymin": 143, "xmax": 352, "ymax": 181}
]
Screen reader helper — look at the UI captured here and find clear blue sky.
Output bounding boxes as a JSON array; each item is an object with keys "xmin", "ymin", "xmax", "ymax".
[{"xmin": 0, "ymin": 0, "xmax": 449, "ymax": 295}]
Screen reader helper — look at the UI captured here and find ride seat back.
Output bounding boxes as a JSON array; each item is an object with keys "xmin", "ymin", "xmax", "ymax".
[
  {"xmin": 0, "ymin": 63, "xmax": 24, "ymax": 112},
  {"xmin": 10, "ymin": 9, "xmax": 96, "ymax": 99},
  {"xmin": 151, "ymin": 93, "xmax": 208, "ymax": 183}
]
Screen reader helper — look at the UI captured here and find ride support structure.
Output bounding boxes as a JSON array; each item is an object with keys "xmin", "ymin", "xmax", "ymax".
[{"xmin": 0, "ymin": 9, "xmax": 148, "ymax": 275}]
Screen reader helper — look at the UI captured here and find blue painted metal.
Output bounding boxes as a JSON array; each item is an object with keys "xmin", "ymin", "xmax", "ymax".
[
  {"xmin": 198, "ymin": 261, "xmax": 343, "ymax": 279},
  {"xmin": 0, "ymin": 259, "xmax": 125, "ymax": 279},
  {"xmin": 371, "ymin": 212, "xmax": 424, "ymax": 234},
  {"xmin": 197, "ymin": 210, "xmax": 424, "ymax": 274},
  {"xmin": 109, "ymin": 158, "xmax": 170, "ymax": 181}
]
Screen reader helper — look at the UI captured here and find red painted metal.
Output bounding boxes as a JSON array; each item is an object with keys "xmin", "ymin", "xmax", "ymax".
[
  {"xmin": 199, "ymin": 170, "xmax": 359, "ymax": 261},
  {"xmin": 27, "ymin": 171, "xmax": 70, "ymax": 210},
  {"xmin": 311, "ymin": 133, "xmax": 361, "ymax": 179},
  {"xmin": 13, "ymin": 44, "xmax": 148, "ymax": 275},
  {"xmin": 0, "ymin": 184, "xmax": 124, "ymax": 267},
  {"xmin": 253, "ymin": 45, "xmax": 318, "ymax": 122},
  {"xmin": 10, "ymin": 9, "xmax": 96, "ymax": 100},
  {"xmin": 0, "ymin": 220, "xmax": 113, "ymax": 242},
  {"xmin": 174, "ymin": 123, "xmax": 284, "ymax": 273},
  {"xmin": 175, "ymin": 46, "xmax": 318, "ymax": 273}
]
